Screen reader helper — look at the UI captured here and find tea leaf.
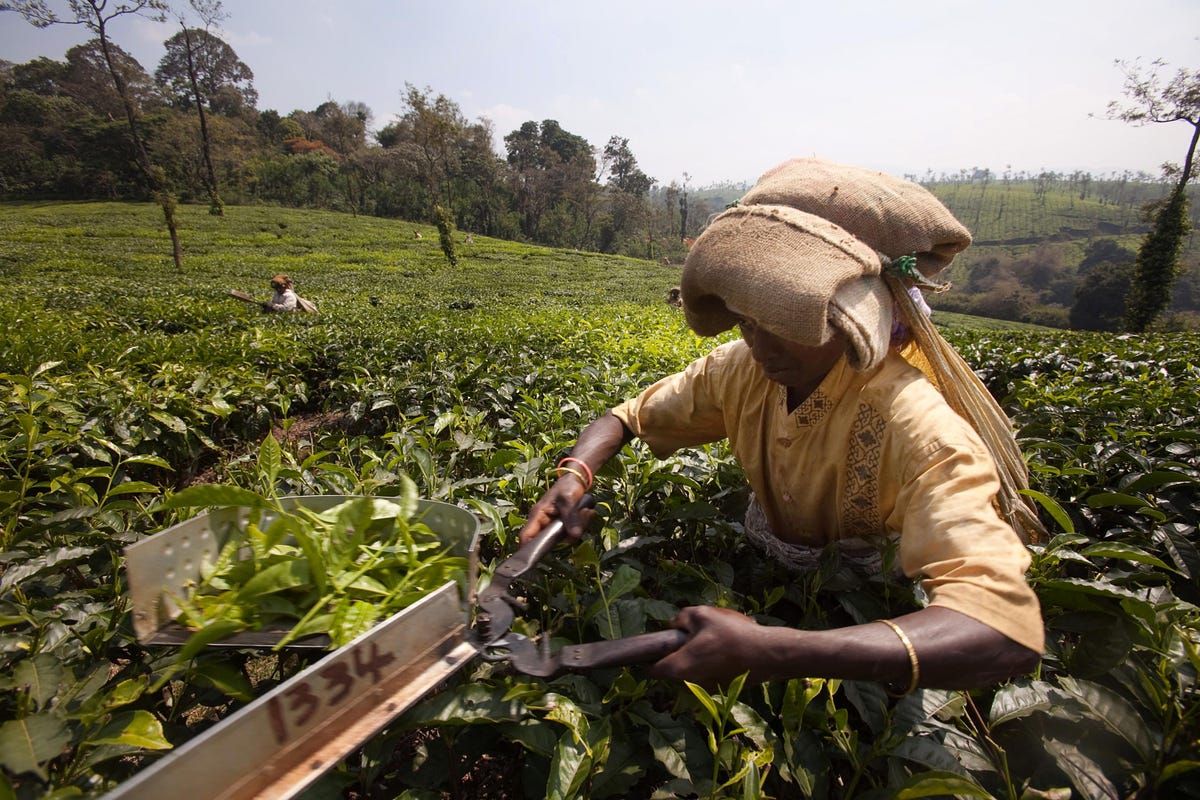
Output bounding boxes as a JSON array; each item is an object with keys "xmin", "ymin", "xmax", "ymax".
[
  {"xmin": 1020, "ymin": 489, "xmax": 1074, "ymax": 534},
  {"xmin": 85, "ymin": 710, "xmax": 172, "ymax": 750},
  {"xmin": 107, "ymin": 481, "xmax": 161, "ymax": 497},
  {"xmin": 684, "ymin": 681, "xmax": 723, "ymax": 726},
  {"xmin": 893, "ymin": 771, "xmax": 993, "ymax": 798},
  {"xmin": 123, "ymin": 454, "xmax": 173, "ymax": 469},
  {"xmin": 892, "ymin": 730, "xmax": 981, "ymax": 774},
  {"xmin": 989, "ymin": 681, "xmax": 1058, "ymax": 727},
  {"xmin": 177, "ymin": 619, "xmax": 247, "ymax": 663},
  {"xmin": 1080, "ymin": 543, "xmax": 1172, "ymax": 571},
  {"xmin": 148, "ymin": 411, "xmax": 188, "ymax": 434},
  {"xmin": 1056, "ymin": 676, "xmax": 1158, "ymax": 760},
  {"xmin": 160, "ymin": 484, "xmax": 270, "ymax": 510},
  {"xmin": 1043, "ymin": 737, "xmax": 1120, "ymax": 800},
  {"xmin": 546, "ymin": 731, "xmax": 591, "ymax": 800},
  {"xmin": 0, "ymin": 713, "xmax": 71, "ymax": 779},
  {"xmin": 257, "ymin": 433, "xmax": 282, "ymax": 489},
  {"xmin": 12, "ymin": 654, "xmax": 63, "ymax": 711},
  {"xmin": 1161, "ymin": 760, "xmax": 1200, "ymax": 782},
  {"xmin": 237, "ymin": 559, "xmax": 311, "ymax": 600}
]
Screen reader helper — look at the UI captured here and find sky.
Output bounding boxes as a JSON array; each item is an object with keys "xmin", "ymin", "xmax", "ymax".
[{"xmin": 1, "ymin": 0, "xmax": 1198, "ymax": 189}]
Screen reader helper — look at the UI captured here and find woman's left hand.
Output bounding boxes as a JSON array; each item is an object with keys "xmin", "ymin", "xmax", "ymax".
[{"xmin": 647, "ymin": 606, "xmax": 784, "ymax": 687}]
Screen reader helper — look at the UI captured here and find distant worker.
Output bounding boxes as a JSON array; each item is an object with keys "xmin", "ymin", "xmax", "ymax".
[{"xmin": 262, "ymin": 274, "xmax": 298, "ymax": 312}]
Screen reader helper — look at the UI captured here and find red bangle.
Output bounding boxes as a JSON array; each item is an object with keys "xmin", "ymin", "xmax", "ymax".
[{"xmin": 556, "ymin": 457, "xmax": 593, "ymax": 490}]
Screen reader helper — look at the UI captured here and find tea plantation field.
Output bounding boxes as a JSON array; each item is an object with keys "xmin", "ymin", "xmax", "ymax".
[{"xmin": 1, "ymin": 202, "xmax": 1198, "ymax": 799}]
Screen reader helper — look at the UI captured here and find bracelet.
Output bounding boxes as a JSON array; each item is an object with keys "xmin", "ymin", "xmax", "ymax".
[
  {"xmin": 556, "ymin": 457, "xmax": 594, "ymax": 490},
  {"xmin": 555, "ymin": 466, "xmax": 590, "ymax": 489},
  {"xmin": 878, "ymin": 619, "xmax": 920, "ymax": 696}
]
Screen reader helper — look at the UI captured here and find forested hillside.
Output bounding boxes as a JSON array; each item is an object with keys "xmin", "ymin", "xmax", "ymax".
[
  {"xmin": 923, "ymin": 175, "xmax": 1200, "ymax": 329},
  {"xmin": 2, "ymin": 27, "xmax": 1197, "ymax": 330}
]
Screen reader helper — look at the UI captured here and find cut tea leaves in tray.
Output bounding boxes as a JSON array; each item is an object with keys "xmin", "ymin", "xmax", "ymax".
[{"xmin": 157, "ymin": 476, "xmax": 467, "ymax": 654}]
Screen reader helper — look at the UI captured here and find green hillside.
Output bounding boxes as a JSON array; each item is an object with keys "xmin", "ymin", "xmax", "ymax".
[{"xmin": 0, "ymin": 200, "xmax": 1041, "ymax": 340}]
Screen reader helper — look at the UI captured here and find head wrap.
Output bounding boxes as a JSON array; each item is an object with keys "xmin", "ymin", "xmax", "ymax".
[
  {"xmin": 681, "ymin": 158, "xmax": 971, "ymax": 369},
  {"xmin": 271, "ymin": 274, "xmax": 293, "ymax": 290}
]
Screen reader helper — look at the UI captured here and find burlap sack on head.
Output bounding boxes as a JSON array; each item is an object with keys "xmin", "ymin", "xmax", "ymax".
[
  {"xmin": 680, "ymin": 204, "xmax": 893, "ymax": 369},
  {"xmin": 682, "ymin": 158, "xmax": 972, "ymax": 370},
  {"xmin": 743, "ymin": 158, "xmax": 972, "ymax": 280}
]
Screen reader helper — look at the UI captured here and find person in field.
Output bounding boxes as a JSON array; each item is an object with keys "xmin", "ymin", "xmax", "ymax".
[
  {"xmin": 520, "ymin": 158, "xmax": 1045, "ymax": 693},
  {"xmin": 262, "ymin": 273, "xmax": 299, "ymax": 313}
]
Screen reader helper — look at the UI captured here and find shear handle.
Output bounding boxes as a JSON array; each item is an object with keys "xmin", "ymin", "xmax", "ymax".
[
  {"xmin": 555, "ymin": 629, "xmax": 688, "ymax": 672},
  {"xmin": 493, "ymin": 493, "xmax": 596, "ymax": 583},
  {"xmin": 497, "ymin": 629, "xmax": 688, "ymax": 678}
]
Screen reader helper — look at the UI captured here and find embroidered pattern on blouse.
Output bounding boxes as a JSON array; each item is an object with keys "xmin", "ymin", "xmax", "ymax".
[
  {"xmin": 844, "ymin": 402, "xmax": 885, "ymax": 535},
  {"xmin": 791, "ymin": 387, "xmax": 833, "ymax": 427}
]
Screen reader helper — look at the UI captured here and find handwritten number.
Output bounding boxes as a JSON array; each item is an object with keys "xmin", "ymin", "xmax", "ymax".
[
  {"xmin": 261, "ymin": 642, "xmax": 398, "ymax": 746},
  {"xmin": 267, "ymin": 696, "xmax": 289, "ymax": 745},
  {"xmin": 321, "ymin": 662, "xmax": 354, "ymax": 705},
  {"xmin": 353, "ymin": 642, "xmax": 397, "ymax": 685},
  {"xmin": 286, "ymin": 682, "xmax": 320, "ymax": 726}
]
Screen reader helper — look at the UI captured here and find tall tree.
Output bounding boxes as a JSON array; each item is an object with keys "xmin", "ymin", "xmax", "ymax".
[
  {"xmin": 503, "ymin": 118, "xmax": 595, "ymax": 242},
  {"xmin": 63, "ymin": 37, "xmax": 159, "ymax": 120},
  {"xmin": 597, "ymin": 136, "xmax": 654, "ymax": 255},
  {"xmin": 454, "ymin": 116, "xmax": 511, "ymax": 238},
  {"xmin": 600, "ymin": 135, "xmax": 653, "ymax": 196},
  {"xmin": 377, "ymin": 83, "xmax": 510, "ymax": 228},
  {"xmin": 2, "ymin": 0, "xmax": 185, "ymax": 270},
  {"xmin": 679, "ymin": 171, "xmax": 691, "ymax": 239},
  {"xmin": 157, "ymin": 1, "xmax": 252, "ymax": 215},
  {"xmin": 6, "ymin": 55, "xmax": 69, "ymax": 96},
  {"xmin": 1070, "ymin": 239, "xmax": 1135, "ymax": 331},
  {"xmin": 289, "ymin": 100, "xmax": 369, "ymax": 157},
  {"xmin": 393, "ymin": 83, "xmax": 465, "ymax": 207},
  {"xmin": 1107, "ymin": 58, "xmax": 1200, "ymax": 331}
]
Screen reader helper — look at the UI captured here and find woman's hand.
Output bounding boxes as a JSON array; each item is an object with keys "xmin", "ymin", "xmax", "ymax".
[
  {"xmin": 517, "ymin": 412, "xmax": 633, "ymax": 545},
  {"xmin": 647, "ymin": 606, "xmax": 787, "ymax": 687},
  {"xmin": 518, "ymin": 476, "xmax": 592, "ymax": 544}
]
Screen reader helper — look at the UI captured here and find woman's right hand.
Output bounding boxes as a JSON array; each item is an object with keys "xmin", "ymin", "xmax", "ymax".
[
  {"xmin": 518, "ymin": 476, "xmax": 593, "ymax": 544},
  {"xmin": 516, "ymin": 412, "xmax": 632, "ymax": 545}
]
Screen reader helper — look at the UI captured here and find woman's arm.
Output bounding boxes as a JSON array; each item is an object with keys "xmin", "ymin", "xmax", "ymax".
[{"xmin": 648, "ymin": 605, "xmax": 1040, "ymax": 691}]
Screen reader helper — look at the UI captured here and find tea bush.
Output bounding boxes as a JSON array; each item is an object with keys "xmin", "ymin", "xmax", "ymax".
[{"xmin": 0, "ymin": 202, "xmax": 1197, "ymax": 799}]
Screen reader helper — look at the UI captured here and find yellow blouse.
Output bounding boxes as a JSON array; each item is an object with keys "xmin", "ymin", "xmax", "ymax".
[{"xmin": 612, "ymin": 340, "xmax": 1044, "ymax": 653}]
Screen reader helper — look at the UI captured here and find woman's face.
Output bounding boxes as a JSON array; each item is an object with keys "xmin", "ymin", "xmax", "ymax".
[{"xmin": 737, "ymin": 317, "xmax": 845, "ymax": 388}]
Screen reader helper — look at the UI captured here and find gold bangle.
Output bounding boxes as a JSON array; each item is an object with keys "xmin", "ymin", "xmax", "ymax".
[
  {"xmin": 878, "ymin": 619, "xmax": 920, "ymax": 696},
  {"xmin": 555, "ymin": 466, "xmax": 589, "ymax": 489},
  {"xmin": 557, "ymin": 457, "xmax": 594, "ymax": 489}
]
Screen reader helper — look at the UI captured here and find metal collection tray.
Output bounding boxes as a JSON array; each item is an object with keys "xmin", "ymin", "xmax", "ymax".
[{"xmin": 108, "ymin": 496, "xmax": 481, "ymax": 800}]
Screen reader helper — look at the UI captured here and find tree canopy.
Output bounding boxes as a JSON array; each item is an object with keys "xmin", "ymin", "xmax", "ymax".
[
  {"xmin": 1108, "ymin": 58, "xmax": 1200, "ymax": 331},
  {"xmin": 156, "ymin": 27, "xmax": 256, "ymax": 115}
]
